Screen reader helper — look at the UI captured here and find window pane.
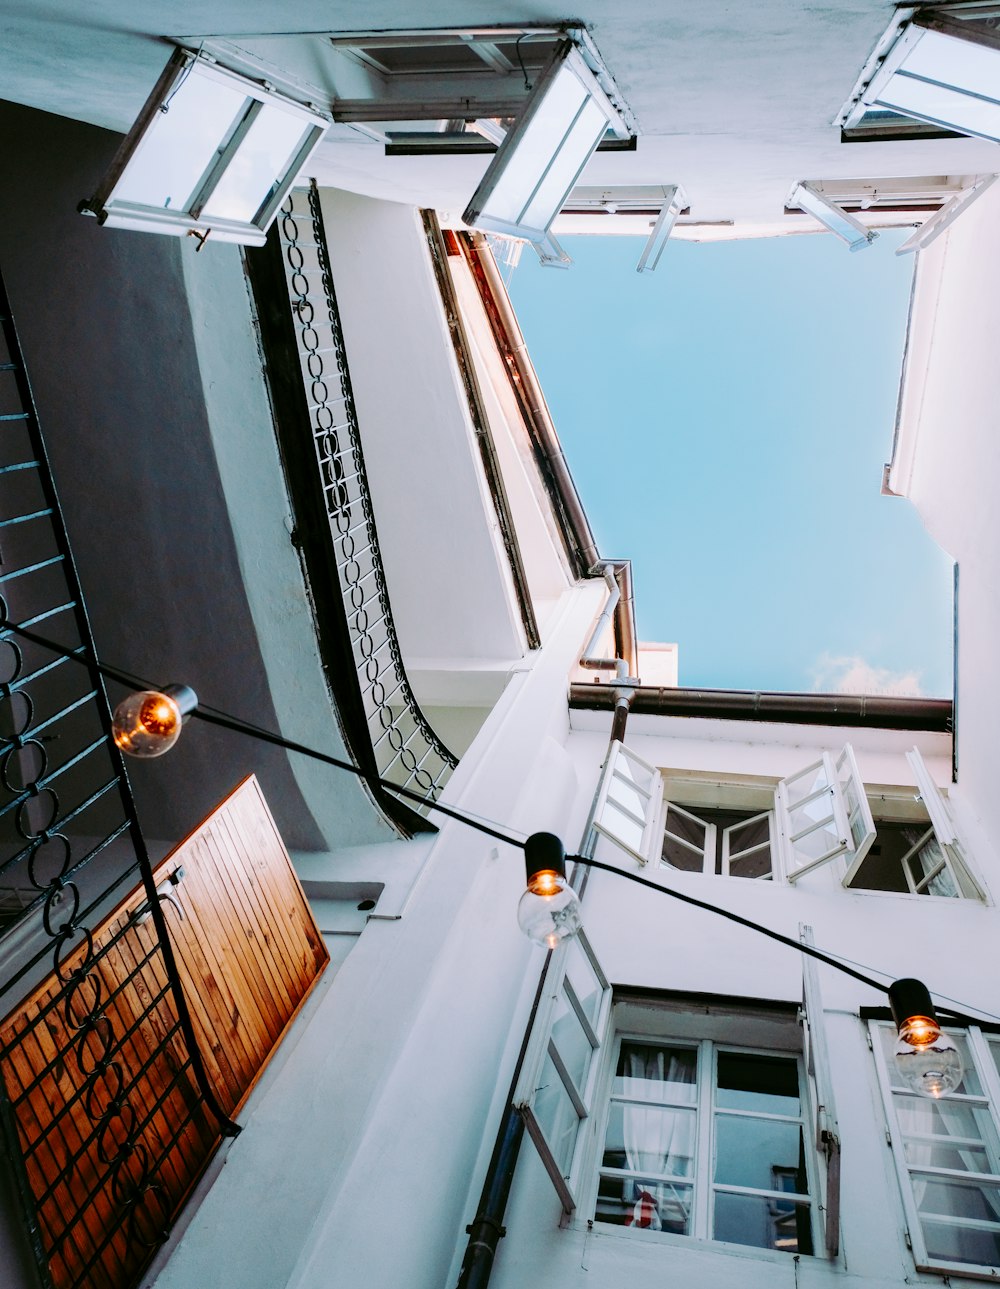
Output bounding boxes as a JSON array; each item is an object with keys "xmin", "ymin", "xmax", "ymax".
[
  {"xmin": 878, "ymin": 73, "xmax": 1000, "ymax": 143},
  {"xmin": 879, "ymin": 1027, "xmax": 982, "ymax": 1096},
  {"xmin": 596, "ymin": 1173, "xmax": 692, "ymax": 1234},
  {"xmin": 607, "ymin": 769, "xmax": 648, "ymax": 822},
  {"xmin": 602, "ymin": 1102, "xmax": 696, "ymax": 1177},
  {"xmin": 715, "ymin": 1118, "xmax": 808, "ymax": 1193},
  {"xmin": 564, "ymin": 937, "xmax": 603, "ymax": 1032},
  {"xmin": 115, "ymin": 71, "xmax": 248, "ymax": 211},
  {"xmin": 785, "ymin": 763, "xmax": 828, "ymax": 807},
  {"xmin": 906, "ymin": 833, "xmax": 958, "ymax": 897},
  {"xmin": 898, "ymin": 1097, "xmax": 1000, "ymax": 1175},
  {"xmin": 551, "ymin": 989, "xmax": 593, "ymax": 1093},
  {"xmin": 662, "ymin": 804, "xmax": 707, "ymax": 870},
  {"xmin": 916, "ymin": 1177, "xmax": 1000, "ymax": 1267},
  {"xmin": 903, "ymin": 28, "xmax": 1000, "ymax": 103},
  {"xmin": 600, "ymin": 801, "xmax": 644, "ymax": 852},
  {"xmin": 534, "ymin": 1050, "xmax": 580, "ymax": 1177},
  {"xmin": 520, "ymin": 95, "xmax": 608, "ymax": 231},
  {"xmin": 716, "ymin": 1052, "xmax": 800, "ymax": 1115},
  {"xmin": 615, "ymin": 1041, "xmax": 698, "ymax": 1105},
  {"xmin": 202, "ymin": 105, "xmax": 312, "ymax": 223},
  {"xmin": 713, "ymin": 1190, "xmax": 812, "ymax": 1254},
  {"xmin": 481, "ymin": 67, "xmax": 588, "ymax": 225}
]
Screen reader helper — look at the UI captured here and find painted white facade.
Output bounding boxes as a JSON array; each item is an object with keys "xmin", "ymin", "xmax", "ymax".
[{"xmin": 2, "ymin": 5, "xmax": 1000, "ymax": 1289}]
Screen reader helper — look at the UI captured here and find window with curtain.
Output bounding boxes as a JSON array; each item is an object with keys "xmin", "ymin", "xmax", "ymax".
[
  {"xmin": 873, "ymin": 1021, "xmax": 1000, "ymax": 1274},
  {"xmin": 595, "ymin": 1035, "xmax": 815, "ymax": 1254}
]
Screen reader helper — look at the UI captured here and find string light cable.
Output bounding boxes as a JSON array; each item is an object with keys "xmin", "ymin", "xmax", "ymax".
[{"xmin": 2, "ymin": 621, "xmax": 994, "ymax": 1034}]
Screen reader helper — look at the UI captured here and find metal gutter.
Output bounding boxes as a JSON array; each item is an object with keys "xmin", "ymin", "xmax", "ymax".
[
  {"xmin": 569, "ymin": 684, "xmax": 953, "ymax": 732},
  {"xmin": 421, "ymin": 212, "xmax": 541, "ymax": 651},
  {"xmin": 459, "ymin": 231, "xmax": 599, "ymax": 578}
]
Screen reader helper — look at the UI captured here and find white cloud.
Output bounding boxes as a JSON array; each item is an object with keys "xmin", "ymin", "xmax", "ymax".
[{"xmin": 810, "ymin": 653, "xmax": 925, "ymax": 698}]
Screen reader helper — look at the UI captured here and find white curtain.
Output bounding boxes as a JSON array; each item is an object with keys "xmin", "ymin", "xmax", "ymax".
[{"xmin": 622, "ymin": 1047, "xmax": 697, "ymax": 1230}]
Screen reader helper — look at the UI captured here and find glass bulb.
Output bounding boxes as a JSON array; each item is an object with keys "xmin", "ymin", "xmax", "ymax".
[
  {"xmin": 112, "ymin": 691, "xmax": 184, "ymax": 758},
  {"xmin": 517, "ymin": 870, "xmax": 582, "ymax": 949},
  {"xmin": 894, "ymin": 1021, "xmax": 964, "ymax": 1098}
]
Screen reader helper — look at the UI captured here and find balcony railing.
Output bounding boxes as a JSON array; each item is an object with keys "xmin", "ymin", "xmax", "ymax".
[{"xmin": 247, "ymin": 183, "xmax": 456, "ymax": 821}]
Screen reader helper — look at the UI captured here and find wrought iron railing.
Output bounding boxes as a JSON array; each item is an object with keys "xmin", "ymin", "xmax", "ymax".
[
  {"xmin": 265, "ymin": 183, "xmax": 456, "ymax": 809},
  {"xmin": 0, "ymin": 267, "xmax": 236, "ymax": 1289}
]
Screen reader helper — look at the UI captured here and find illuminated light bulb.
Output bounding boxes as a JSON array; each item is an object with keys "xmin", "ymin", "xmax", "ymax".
[
  {"xmin": 517, "ymin": 832, "xmax": 583, "ymax": 949},
  {"xmin": 889, "ymin": 978, "xmax": 963, "ymax": 1098},
  {"xmin": 112, "ymin": 685, "xmax": 197, "ymax": 758}
]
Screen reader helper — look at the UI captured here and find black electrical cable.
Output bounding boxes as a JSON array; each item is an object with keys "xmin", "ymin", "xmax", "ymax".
[{"xmin": 3, "ymin": 621, "xmax": 992, "ymax": 1023}]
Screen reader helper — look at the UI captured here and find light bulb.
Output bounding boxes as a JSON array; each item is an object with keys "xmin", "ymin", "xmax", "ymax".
[
  {"xmin": 112, "ymin": 685, "xmax": 197, "ymax": 758},
  {"xmin": 889, "ymin": 978, "xmax": 963, "ymax": 1098},
  {"xmin": 517, "ymin": 833, "xmax": 583, "ymax": 949}
]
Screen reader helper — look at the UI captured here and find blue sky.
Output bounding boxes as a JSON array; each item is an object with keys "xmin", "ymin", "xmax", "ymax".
[{"xmin": 507, "ymin": 230, "xmax": 954, "ymax": 696}]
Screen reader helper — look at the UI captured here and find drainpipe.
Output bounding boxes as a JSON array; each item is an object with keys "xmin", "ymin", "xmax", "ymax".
[
  {"xmin": 454, "ymin": 565, "xmax": 639, "ymax": 1289},
  {"xmin": 579, "ymin": 560, "xmax": 640, "ymax": 746}
]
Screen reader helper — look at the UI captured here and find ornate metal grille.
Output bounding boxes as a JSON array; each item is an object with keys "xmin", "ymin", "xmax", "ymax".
[
  {"xmin": 0, "ymin": 267, "xmax": 235, "ymax": 1289},
  {"xmin": 274, "ymin": 183, "xmax": 456, "ymax": 806}
]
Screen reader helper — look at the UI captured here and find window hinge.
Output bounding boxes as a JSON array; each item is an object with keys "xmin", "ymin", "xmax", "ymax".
[
  {"xmin": 904, "ymin": 1229, "xmax": 913, "ymax": 1250},
  {"xmin": 865, "ymin": 1030, "xmax": 874, "ymax": 1050},
  {"xmin": 886, "ymin": 1129, "xmax": 893, "ymax": 1148}
]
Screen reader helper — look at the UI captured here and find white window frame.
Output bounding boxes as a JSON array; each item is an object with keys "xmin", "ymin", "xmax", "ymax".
[
  {"xmin": 581, "ymin": 997, "xmax": 823, "ymax": 1256},
  {"xmin": 787, "ymin": 182, "xmax": 879, "ymax": 252},
  {"xmin": 513, "ymin": 930, "xmax": 612, "ymax": 1214},
  {"xmin": 593, "ymin": 741, "xmax": 663, "ymax": 866},
  {"xmin": 872, "ymin": 1018, "xmax": 1000, "ymax": 1278},
  {"xmin": 81, "ymin": 48, "xmax": 329, "ymax": 246},
  {"xmin": 776, "ymin": 746, "xmax": 876, "ymax": 883},
  {"xmin": 660, "ymin": 799, "xmax": 776, "ymax": 880},
  {"xmin": 895, "ymin": 174, "xmax": 998, "ymax": 253},
  {"xmin": 840, "ymin": 6, "xmax": 1000, "ymax": 144},
  {"xmin": 463, "ymin": 40, "xmax": 630, "ymax": 243},
  {"xmin": 800, "ymin": 926, "xmax": 842, "ymax": 1258},
  {"xmin": 902, "ymin": 748, "xmax": 986, "ymax": 900}
]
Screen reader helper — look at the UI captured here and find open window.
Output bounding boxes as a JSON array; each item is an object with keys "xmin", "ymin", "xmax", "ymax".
[
  {"xmin": 841, "ymin": 6, "xmax": 1000, "ymax": 145},
  {"xmin": 80, "ymin": 48, "xmax": 329, "ymax": 244},
  {"xmin": 871, "ymin": 1016, "xmax": 1000, "ymax": 1275},
  {"xmin": 513, "ymin": 931, "xmax": 612, "ymax": 1214},
  {"xmin": 776, "ymin": 745, "xmax": 876, "ymax": 883},
  {"xmin": 786, "ymin": 182, "xmax": 879, "ymax": 252},
  {"xmin": 592, "ymin": 741, "xmax": 663, "ymax": 866},
  {"xmin": 800, "ymin": 927, "xmax": 841, "ymax": 1258},
  {"xmin": 661, "ymin": 800, "xmax": 775, "ymax": 879},
  {"xmin": 462, "ymin": 40, "xmax": 631, "ymax": 243}
]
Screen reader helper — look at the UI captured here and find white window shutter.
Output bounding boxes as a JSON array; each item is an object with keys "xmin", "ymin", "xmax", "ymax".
[
  {"xmin": 799, "ymin": 926, "xmax": 841, "ymax": 1258},
  {"xmin": 776, "ymin": 752, "xmax": 851, "ymax": 881},
  {"xmin": 592, "ymin": 740, "xmax": 663, "ymax": 864},
  {"xmin": 895, "ymin": 174, "xmax": 998, "ymax": 255},
  {"xmin": 463, "ymin": 41, "xmax": 626, "ymax": 242},
  {"xmin": 513, "ymin": 932, "xmax": 612, "ymax": 1213},
  {"xmin": 837, "ymin": 744, "xmax": 877, "ymax": 886},
  {"xmin": 906, "ymin": 749, "xmax": 986, "ymax": 900}
]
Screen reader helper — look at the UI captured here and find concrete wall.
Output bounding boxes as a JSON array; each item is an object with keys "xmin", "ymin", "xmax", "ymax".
[
  {"xmin": 886, "ymin": 183, "xmax": 1000, "ymax": 859},
  {"xmin": 0, "ymin": 101, "xmax": 391, "ymax": 853}
]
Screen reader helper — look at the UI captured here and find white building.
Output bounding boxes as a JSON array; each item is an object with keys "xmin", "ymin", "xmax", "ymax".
[{"xmin": 1, "ymin": 5, "xmax": 1000, "ymax": 1289}]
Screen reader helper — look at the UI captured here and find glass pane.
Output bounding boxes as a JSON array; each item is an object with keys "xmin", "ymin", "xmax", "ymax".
[
  {"xmin": 787, "ymin": 807, "xmax": 841, "ymax": 865},
  {"xmin": 662, "ymin": 804, "xmax": 707, "ymax": 870},
  {"xmin": 879, "ymin": 1026, "xmax": 982, "ymax": 1095},
  {"xmin": 203, "ymin": 105, "xmax": 312, "ymax": 222},
  {"xmin": 785, "ymin": 762, "xmax": 829, "ymax": 807},
  {"xmin": 564, "ymin": 938, "xmax": 603, "ymax": 1031},
  {"xmin": 534, "ymin": 1050, "xmax": 580, "ymax": 1177},
  {"xmin": 727, "ymin": 814, "xmax": 770, "ymax": 857},
  {"xmin": 907, "ymin": 833, "xmax": 958, "ymax": 897},
  {"xmin": 607, "ymin": 769, "xmax": 648, "ymax": 821},
  {"xmin": 600, "ymin": 800, "xmax": 644, "ymax": 852},
  {"xmin": 602, "ymin": 1102, "xmax": 696, "ymax": 1177},
  {"xmin": 716, "ymin": 1052, "xmax": 800, "ymax": 1115},
  {"xmin": 878, "ymin": 72, "xmax": 1000, "ymax": 143},
  {"xmin": 480, "ymin": 66, "xmax": 588, "ymax": 225},
  {"xmin": 713, "ymin": 1190, "xmax": 812, "ymax": 1254},
  {"xmin": 615, "ymin": 1041, "xmax": 698, "ymax": 1105},
  {"xmin": 596, "ymin": 1173, "xmax": 692, "ymax": 1234},
  {"xmin": 115, "ymin": 69, "xmax": 248, "ymax": 211},
  {"xmin": 916, "ymin": 1177, "xmax": 1000, "ymax": 1267},
  {"xmin": 715, "ymin": 1118, "xmax": 808, "ymax": 1193},
  {"xmin": 898, "ymin": 1097, "xmax": 1000, "ymax": 1176},
  {"xmin": 520, "ymin": 95, "xmax": 607, "ymax": 231},
  {"xmin": 903, "ymin": 28, "xmax": 1000, "ymax": 104},
  {"xmin": 550, "ymin": 988, "xmax": 593, "ymax": 1094}
]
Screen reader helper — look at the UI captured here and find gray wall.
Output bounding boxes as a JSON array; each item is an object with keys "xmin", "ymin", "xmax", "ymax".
[{"xmin": 0, "ymin": 100, "xmax": 325, "ymax": 852}]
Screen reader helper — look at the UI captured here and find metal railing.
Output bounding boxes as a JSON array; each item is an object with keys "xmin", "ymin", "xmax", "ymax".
[
  {"xmin": 267, "ymin": 183, "xmax": 456, "ymax": 810},
  {"xmin": 0, "ymin": 266, "xmax": 236, "ymax": 1289}
]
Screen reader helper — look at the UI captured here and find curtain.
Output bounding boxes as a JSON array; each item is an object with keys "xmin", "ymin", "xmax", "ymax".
[{"xmin": 622, "ymin": 1047, "xmax": 697, "ymax": 1231}]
